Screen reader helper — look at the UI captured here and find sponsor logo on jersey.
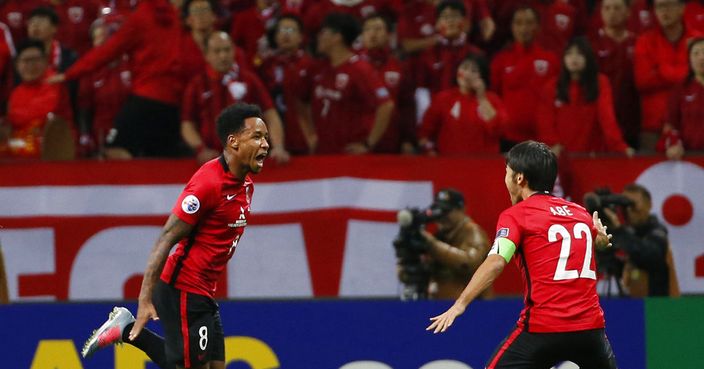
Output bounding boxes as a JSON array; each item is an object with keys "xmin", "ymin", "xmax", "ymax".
[
  {"xmin": 182, "ymin": 195, "xmax": 200, "ymax": 214},
  {"xmin": 336, "ymin": 73, "xmax": 349, "ymax": 89},
  {"xmin": 534, "ymin": 60, "xmax": 549, "ymax": 75},
  {"xmin": 68, "ymin": 7, "xmax": 84, "ymax": 23},
  {"xmin": 228, "ymin": 206, "xmax": 248, "ymax": 227}
]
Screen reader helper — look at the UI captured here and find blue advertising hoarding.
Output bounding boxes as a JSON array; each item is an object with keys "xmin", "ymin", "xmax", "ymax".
[{"xmin": 0, "ymin": 298, "xmax": 644, "ymax": 369}]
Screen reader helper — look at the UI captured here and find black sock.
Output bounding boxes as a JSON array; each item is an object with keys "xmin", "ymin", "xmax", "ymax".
[{"xmin": 122, "ymin": 322, "xmax": 175, "ymax": 369}]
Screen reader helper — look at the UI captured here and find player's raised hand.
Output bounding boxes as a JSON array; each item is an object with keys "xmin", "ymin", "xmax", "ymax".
[
  {"xmin": 592, "ymin": 211, "xmax": 613, "ymax": 250},
  {"xmin": 128, "ymin": 299, "xmax": 159, "ymax": 341},
  {"xmin": 426, "ymin": 303, "xmax": 466, "ymax": 334}
]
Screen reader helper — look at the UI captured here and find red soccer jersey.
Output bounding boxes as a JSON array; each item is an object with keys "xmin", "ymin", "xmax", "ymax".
[
  {"xmin": 490, "ymin": 42, "xmax": 559, "ymax": 143},
  {"xmin": 416, "ymin": 34, "xmax": 484, "ymax": 94},
  {"xmin": 161, "ymin": 156, "xmax": 254, "ymax": 298},
  {"xmin": 46, "ymin": 0, "xmax": 102, "ymax": 55},
  {"xmin": 532, "ymin": 0, "xmax": 579, "ymax": 55},
  {"xmin": 589, "ymin": 0, "xmax": 655, "ymax": 36},
  {"xmin": 589, "ymin": 28, "xmax": 640, "ymax": 145},
  {"xmin": 538, "ymin": 75, "xmax": 628, "ymax": 153},
  {"xmin": 362, "ymin": 47, "xmax": 408, "ymax": 153},
  {"xmin": 182, "ymin": 64, "xmax": 274, "ymax": 151},
  {"xmin": 634, "ymin": 26, "xmax": 698, "ymax": 132},
  {"xmin": 419, "ymin": 88, "xmax": 505, "ymax": 154},
  {"xmin": 667, "ymin": 79, "xmax": 704, "ymax": 150},
  {"xmin": 494, "ymin": 193, "xmax": 605, "ymax": 333},
  {"xmin": 78, "ymin": 57, "xmax": 131, "ymax": 140},
  {"xmin": 257, "ymin": 49, "xmax": 315, "ymax": 154},
  {"xmin": 301, "ymin": 54, "xmax": 391, "ymax": 154},
  {"xmin": 685, "ymin": 1, "xmax": 704, "ymax": 34}
]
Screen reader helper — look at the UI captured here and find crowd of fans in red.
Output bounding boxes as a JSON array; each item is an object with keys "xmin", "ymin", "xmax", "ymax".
[{"xmin": 0, "ymin": 0, "xmax": 702, "ymax": 162}]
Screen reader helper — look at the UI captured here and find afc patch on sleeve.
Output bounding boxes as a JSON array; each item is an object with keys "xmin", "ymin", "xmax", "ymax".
[
  {"xmin": 182, "ymin": 195, "xmax": 200, "ymax": 214},
  {"xmin": 496, "ymin": 227, "xmax": 509, "ymax": 238}
]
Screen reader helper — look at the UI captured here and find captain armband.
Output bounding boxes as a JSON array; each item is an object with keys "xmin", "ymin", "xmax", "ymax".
[{"xmin": 488, "ymin": 238, "xmax": 516, "ymax": 263}]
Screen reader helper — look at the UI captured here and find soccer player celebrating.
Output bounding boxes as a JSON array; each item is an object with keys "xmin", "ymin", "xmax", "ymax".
[
  {"xmin": 427, "ymin": 140, "xmax": 618, "ymax": 369},
  {"xmin": 80, "ymin": 103, "xmax": 270, "ymax": 369}
]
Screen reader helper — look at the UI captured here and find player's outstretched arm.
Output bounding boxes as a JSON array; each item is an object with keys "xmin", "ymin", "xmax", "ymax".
[
  {"xmin": 129, "ymin": 215, "xmax": 193, "ymax": 341},
  {"xmin": 427, "ymin": 254, "xmax": 506, "ymax": 334}
]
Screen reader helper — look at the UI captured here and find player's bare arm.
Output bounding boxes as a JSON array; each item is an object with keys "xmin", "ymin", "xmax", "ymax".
[
  {"xmin": 129, "ymin": 214, "xmax": 194, "ymax": 341},
  {"xmin": 592, "ymin": 211, "xmax": 613, "ymax": 250},
  {"xmin": 427, "ymin": 254, "xmax": 507, "ymax": 334}
]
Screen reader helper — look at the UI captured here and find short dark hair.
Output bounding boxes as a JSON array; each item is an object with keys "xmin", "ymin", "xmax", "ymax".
[
  {"xmin": 267, "ymin": 13, "xmax": 304, "ymax": 49},
  {"xmin": 511, "ymin": 5, "xmax": 540, "ymax": 24},
  {"xmin": 29, "ymin": 6, "xmax": 60, "ymax": 25},
  {"xmin": 15, "ymin": 38, "xmax": 46, "ymax": 59},
  {"xmin": 623, "ymin": 183, "xmax": 652, "ymax": 203},
  {"xmin": 320, "ymin": 12, "xmax": 361, "ymax": 47},
  {"xmin": 216, "ymin": 103, "xmax": 263, "ymax": 146},
  {"xmin": 506, "ymin": 141, "xmax": 558, "ymax": 193},
  {"xmin": 362, "ymin": 13, "xmax": 391, "ymax": 32},
  {"xmin": 459, "ymin": 52, "xmax": 490, "ymax": 88},
  {"xmin": 436, "ymin": 0, "xmax": 467, "ymax": 17},
  {"xmin": 182, "ymin": 0, "xmax": 218, "ymax": 18}
]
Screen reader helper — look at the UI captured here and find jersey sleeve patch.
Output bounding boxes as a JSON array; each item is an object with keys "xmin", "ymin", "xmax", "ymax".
[
  {"xmin": 496, "ymin": 227, "xmax": 509, "ymax": 238},
  {"xmin": 181, "ymin": 195, "xmax": 201, "ymax": 214}
]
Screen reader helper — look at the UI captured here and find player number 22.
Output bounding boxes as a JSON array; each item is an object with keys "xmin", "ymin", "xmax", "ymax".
[{"xmin": 548, "ymin": 223, "xmax": 596, "ymax": 281}]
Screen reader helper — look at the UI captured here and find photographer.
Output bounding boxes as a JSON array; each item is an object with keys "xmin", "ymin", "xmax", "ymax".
[
  {"xmin": 420, "ymin": 189, "xmax": 491, "ymax": 299},
  {"xmin": 602, "ymin": 184, "xmax": 678, "ymax": 297}
]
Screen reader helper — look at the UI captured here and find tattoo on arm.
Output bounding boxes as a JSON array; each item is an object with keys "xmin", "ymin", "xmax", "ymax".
[{"xmin": 139, "ymin": 215, "xmax": 194, "ymax": 299}]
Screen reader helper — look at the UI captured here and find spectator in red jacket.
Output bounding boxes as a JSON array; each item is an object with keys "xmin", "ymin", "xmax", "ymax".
[
  {"xmin": 538, "ymin": 37, "xmax": 634, "ymax": 156},
  {"xmin": 301, "ymin": 0, "xmax": 401, "ymax": 39},
  {"xmin": 0, "ymin": 21, "xmax": 14, "ymax": 114},
  {"xmin": 589, "ymin": 0, "xmax": 641, "ymax": 148},
  {"xmin": 419, "ymin": 53, "xmax": 506, "ymax": 155},
  {"xmin": 257, "ymin": 14, "xmax": 314, "ymax": 154},
  {"xmin": 76, "ymin": 15, "xmax": 130, "ymax": 157},
  {"xmin": 417, "ymin": 0, "xmax": 483, "ymax": 94},
  {"xmin": 27, "ymin": 6, "xmax": 77, "ymax": 73},
  {"xmin": 490, "ymin": 6, "xmax": 559, "ymax": 151},
  {"xmin": 183, "ymin": 0, "xmax": 218, "ymax": 52},
  {"xmin": 634, "ymin": 0, "xmax": 697, "ymax": 151},
  {"xmin": 361, "ymin": 13, "xmax": 415, "ymax": 153},
  {"xmin": 229, "ymin": 0, "xmax": 277, "ymax": 67},
  {"xmin": 589, "ymin": 0, "xmax": 656, "ymax": 36},
  {"xmin": 298, "ymin": 12, "xmax": 394, "ymax": 154},
  {"xmin": 685, "ymin": 0, "xmax": 704, "ymax": 33},
  {"xmin": 48, "ymin": 0, "xmax": 206, "ymax": 158},
  {"xmin": 2, "ymin": 39, "xmax": 73, "ymax": 158},
  {"xmin": 0, "ymin": 0, "xmax": 43, "ymax": 44},
  {"xmin": 181, "ymin": 31, "xmax": 289, "ymax": 164},
  {"xmin": 661, "ymin": 37, "xmax": 704, "ymax": 159},
  {"xmin": 47, "ymin": 0, "xmax": 102, "ymax": 55}
]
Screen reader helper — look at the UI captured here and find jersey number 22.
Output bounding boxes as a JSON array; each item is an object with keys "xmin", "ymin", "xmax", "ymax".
[{"xmin": 548, "ymin": 222, "xmax": 596, "ymax": 281}]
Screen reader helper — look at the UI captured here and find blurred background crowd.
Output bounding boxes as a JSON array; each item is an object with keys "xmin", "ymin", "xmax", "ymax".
[{"xmin": 0, "ymin": 0, "xmax": 702, "ymax": 162}]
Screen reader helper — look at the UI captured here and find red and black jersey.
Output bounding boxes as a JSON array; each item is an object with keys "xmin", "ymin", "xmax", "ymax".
[
  {"xmin": 182, "ymin": 63, "xmax": 274, "ymax": 151},
  {"xmin": 161, "ymin": 156, "xmax": 254, "ymax": 298},
  {"xmin": 47, "ymin": 0, "xmax": 102, "ymax": 55},
  {"xmin": 495, "ymin": 193, "xmax": 605, "ymax": 333},
  {"xmin": 416, "ymin": 34, "xmax": 484, "ymax": 94},
  {"xmin": 299, "ymin": 54, "xmax": 391, "ymax": 154}
]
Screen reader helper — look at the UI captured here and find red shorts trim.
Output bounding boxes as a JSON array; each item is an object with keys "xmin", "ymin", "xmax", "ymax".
[{"xmin": 487, "ymin": 326, "xmax": 523, "ymax": 369}]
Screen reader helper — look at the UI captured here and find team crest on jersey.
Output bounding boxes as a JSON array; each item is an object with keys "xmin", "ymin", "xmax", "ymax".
[
  {"xmin": 335, "ymin": 73, "xmax": 349, "ymax": 89},
  {"xmin": 554, "ymin": 14, "xmax": 570, "ymax": 31},
  {"xmin": 227, "ymin": 81, "xmax": 248, "ymax": 100},
  {"xmin": 245, "ymin": 185, "xmax": 251, "ymax": 205},
  {"xmin": 534, "ymin": 60, "xmax": 549, "ymax": 75},
  {"xmin": 639, "ymin": 10, "xmax": 651, "ymax": 27},
  {"xmin": 420, "ymin": 23, "xmax": 434, "ymax": 36},
  {"xmin": 496, "ymin": 228, "xmax": 509, "ymax": 238},
  {"xmin": 7, "ymin": 12, "xmax": 22, "ymax": 28},
  {"xmin": 384, "ymin": 71, "xmax": 400, "ymax": 87},
  {"xmin": 68, "ymin": 7, "xmax": 84, "ymax": 23},
  {"xmin": 450, "ymin": 101, "xmax": 460, "ymax": 119},
  {"xmin": 182, "ymin": 195, "xmax": 200, "ymax": 214}
]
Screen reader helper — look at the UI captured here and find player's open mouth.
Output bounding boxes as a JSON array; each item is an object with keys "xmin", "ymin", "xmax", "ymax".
[{"xmin": 255, "ymin": 152, "xmax": 267, "ymax": 166}]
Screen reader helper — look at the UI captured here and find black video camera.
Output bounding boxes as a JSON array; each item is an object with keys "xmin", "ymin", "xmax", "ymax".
[
  {"xmin": 583, "ymin": 188, "xmax": 634, "ymax": 295},
  {"xmin": 392, "ymin": 207, "xmax": 445, "ymax": 300}
]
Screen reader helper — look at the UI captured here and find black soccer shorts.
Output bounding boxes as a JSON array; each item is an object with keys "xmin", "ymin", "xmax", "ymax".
[
  {"xmin": 153, "ymin": 280, "xmax": 225, "ymax": 367},
  {"xmin": 486, "ymin": 326, "xmax": 618, "ymax": 369}
]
